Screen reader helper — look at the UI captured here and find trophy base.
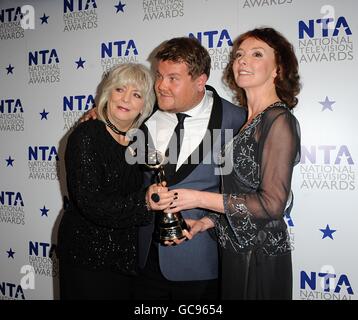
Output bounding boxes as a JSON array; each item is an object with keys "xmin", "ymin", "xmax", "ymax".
[
  {"xmin": 159, "ymin": 214, "xmax": 188, "ymax": 241},
  {"xmin": 160, "ymin": 226, "xmax": 186, "ymax": 241}
]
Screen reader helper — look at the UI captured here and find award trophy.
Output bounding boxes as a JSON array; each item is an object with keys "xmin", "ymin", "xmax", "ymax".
[{"xmin": 146, "ymin": 149, "xmax": 188, "ymax": 242}]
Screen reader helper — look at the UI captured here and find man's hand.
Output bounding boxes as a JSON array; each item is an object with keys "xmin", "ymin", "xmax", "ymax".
[
  {"xmin": 80, "ymin": 107, "xmax": 98, "ymax": 122},
  {"xmin": 163, "ymin": 217, "xmax": 215, "ymax": 246}
]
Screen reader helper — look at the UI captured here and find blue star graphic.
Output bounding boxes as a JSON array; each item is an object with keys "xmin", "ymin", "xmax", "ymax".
[
  {"xmin": 75, "ymin": 57, "xmax": 86, "ymax": 69},
  {"xmin": 40, "ymin": 109, "xmax": 49, "ymax": 120},
  {"xmin": 40, "ymin": 13, "xmax": 49, "ymax": 24},
  {"xmin": 320, "ymin": 224, "xmax": 336, "ymax": 239},
  {"xmin": 5, "ymin": 156, "xmax": 14, "ymax": 167},
  {"xmin": 319, "ymin": 96, "xmax": 335, "ymax": 111},
  {"xmin": 335, "ymin": 24, "xmax": 350, "ymax": 37},
  {"xmin": 7, "ymin": 248, "xmax": 15, "ymax": 259},
  {"xmin": 40, "ymin": 206, "xmax": 49, "ymax": 217},
  {"xmin": 6, "ymin": 64, "xmax": 14, "ymax": 74},
  {"xmin": 115, "ymin": 1, "xmax": 126, "ymax": 13}
]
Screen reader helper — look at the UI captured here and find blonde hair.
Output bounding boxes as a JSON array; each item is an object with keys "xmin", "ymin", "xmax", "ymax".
[{"xmin": 97, "ymin": 63, "xmax": 155, "ymax": 129}]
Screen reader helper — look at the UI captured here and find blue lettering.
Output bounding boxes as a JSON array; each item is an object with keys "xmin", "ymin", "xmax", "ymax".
[
  {"xmin": 0, "ymin": 191, "xmax": 23, "ymax": 206},
  {"xmin": 0, "ymin": 99, "xmax": 23, "ymax": 113},
  {"xmin": 28, "ymin": 51, "xmax": 38, "ymax": 66},
  {"xmin": 316, "ymin": 18, "xmax": 334, "ymax": 37},
  {"xmin": 204, "ymin": 31, "xmax": 218, "ymax": 48},
  {"xmin": 335, "ymin": 145, "xmax": 354, "ymax": 165},
  {"xmin": 29, "ymin": 241, "xmax": 39, "ymax": 255},
  {"xmin": 335, "ymin": 275, "xmax": 354, "ymax": 294},
  {"xmin": 101, "ymin": 41, "xmax": 137, "ymax": 58},
  {"xmin": 299, "ymin": 20, "xmax": 314, "ymax": 39},
  {"xmin": 300, "ymin": 271, "xmax": 316, "ymax": 290},
  {"xmin": 333, "ymin": 16, "xmax": 352, "ymax": 37},
  {"xmin": 189, "ymin": 29, "xmax": 232, "ymax": 48},
  {"xmin": 28, "ymin": 146, "xmax": 59, "ymax": 161},
  {"xmin": 101, "ymin": 42, "xmax": 112, "ymax": 58},
  {"xmin": 64, "ymin": 0, "xmax": 74, "ymax": 13},
  {"xmin": 29, "ymin": 241, "xmax": 50, "ymax": 257},
  {"xmin": 318, "ymin": 272, "xmax": 336, "ymax": 292},
  {"xmin": 125, "ymin": 39, "xmax": 138, "ymax": 56},
  {"xmin": 29, "ymin": 49, "xmax": 59, "ymax": 66},
  {"xmin": 15, "ymin": 285, "xmax": 25, "ymax": 299},
  {"xmin": 0, "ymin": 7, "xmax": 22, "ymax": 23},
  {"xmin": 113, "ymin": 40, "xmax": 126, "ymax": 56},
  {"xmin": 48, "ymin": 49, "xmax": 60, "ymax": 64},
  {"xmin": 299, "ymin": 16, "xmax": 352, "ymax": 39},
  {"xmin": 63, "ymin": 96, "xmax": 73, "ymax": 111},
  {"xmin": 64, "ymin": 0, "xmax": 97, "ymax": 13},
  {"xmin": 63, "ymin": 95, "xmax": 94, "ymax": 111},
  {"xmin": 218, "ymin": 29, "xmax": 233, "ymax": 47}
]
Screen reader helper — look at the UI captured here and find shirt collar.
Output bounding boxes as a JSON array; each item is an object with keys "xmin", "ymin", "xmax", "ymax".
[
  {"xmin": 184, "ymin": 88, "xmax": 212, "ymax": 118},
  {"xmin": 159, "ymin": 88, "xmax": 212, "ymax": 121}
]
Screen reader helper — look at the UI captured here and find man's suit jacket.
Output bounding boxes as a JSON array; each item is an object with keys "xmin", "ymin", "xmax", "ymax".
[{"xmin": 138, "ymin": 85, "xmax": 247, "ymax": 281}]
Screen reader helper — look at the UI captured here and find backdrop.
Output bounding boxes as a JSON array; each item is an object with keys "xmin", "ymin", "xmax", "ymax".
[{"xmin": 0, "ymin": 0, "xmax": 356, "ymax": 300}]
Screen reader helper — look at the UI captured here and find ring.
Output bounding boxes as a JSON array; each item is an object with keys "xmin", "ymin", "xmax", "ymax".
[{"xmin": 151, "ymin": 193, "xmax": 160, "ymax": 203}]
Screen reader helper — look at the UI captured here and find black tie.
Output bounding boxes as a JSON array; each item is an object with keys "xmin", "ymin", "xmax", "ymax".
[{"xmin": 164, "ymin": 113, "xmax": 190, "ymax": 179}]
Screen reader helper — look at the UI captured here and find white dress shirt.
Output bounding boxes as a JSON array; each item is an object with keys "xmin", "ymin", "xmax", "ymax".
[{"xmin": 146, "ymin": 89, "xmax": 213, "ymax": 170}]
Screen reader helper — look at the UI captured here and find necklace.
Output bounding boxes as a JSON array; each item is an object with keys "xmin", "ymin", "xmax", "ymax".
[{"xmin": 105, "ymin": 116, "xmax": 127, "ymax": 136}]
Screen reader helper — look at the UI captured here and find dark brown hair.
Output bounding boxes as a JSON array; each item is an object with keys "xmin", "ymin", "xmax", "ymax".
[
  {"xmin": 155, "ymin": 37, "xmax": 211, "ymax": 79},
  {"xmin": 224, "ymin": 27, "xmax": 301, "ymax": 109}
]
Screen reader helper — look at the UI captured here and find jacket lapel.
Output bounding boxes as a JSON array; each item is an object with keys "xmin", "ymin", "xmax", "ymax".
[{"xmin": 166, "ymin": 85, "xmax": 223, "ymax": 186}]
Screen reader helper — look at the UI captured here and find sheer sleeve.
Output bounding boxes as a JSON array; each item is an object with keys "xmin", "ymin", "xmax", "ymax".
[
  {"xmin": 224, "ymin": 109, "xmax": 301, "ymax": 223},
  {"xmin": 65, "ymin": 124, "xmax": 151, "ymax": 229}
]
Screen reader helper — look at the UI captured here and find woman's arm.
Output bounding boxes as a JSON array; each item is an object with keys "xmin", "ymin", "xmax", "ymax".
[{"xmin": 162, "ymin": 189, "xmax": 224, "ymax": 214}]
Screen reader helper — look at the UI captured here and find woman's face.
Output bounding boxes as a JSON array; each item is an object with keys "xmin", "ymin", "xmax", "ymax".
[
  {"xmin": 232, "ymin": 37, "xmax": 277, "ymax": 91},
  {"xmin": 107, "ymin": 84, "xmax": 144, "ymax": 129}
]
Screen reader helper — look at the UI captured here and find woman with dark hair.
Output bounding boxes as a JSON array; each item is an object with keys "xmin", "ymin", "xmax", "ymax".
[{"xmin": 150, "ymin": 27, "xmax": 301, "ymax": 299}]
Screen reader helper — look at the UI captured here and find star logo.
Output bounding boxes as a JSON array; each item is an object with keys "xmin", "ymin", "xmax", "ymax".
[
  {"xmin": 319, "ymin": 96, "xmax": 335, "ymax": 111},
  {"xmin": 7, "ymin": 248, "xmax": 15, "ymax": 259},
  {"xmin": 75, "ymin": 57, "xmax": 86, "ymax": 69},
  {"xmin": 40, "ymin": 13, "xmax": 49, "ymax": 24},
  {"xmin": 320, "ymin": 224, "xmax": 336, "ymax": 239},
  {"xmin": 40, "ymin": 206, "xmax": 49, "ymax": 217},
  {"xmin": 40, "ymin": 109, "xmax": 49, "ymax": 120},
  {"xmin": 335, "ymin": 24, "xmax": 350, "ymax": 36},
  {"xmin": 5, "ymin": 156, "xmax": 14, "ymax": 167},
  {"xmin": 6, "ymin": 64, "xmax": 14, "ymax": 74},
  {"xmin": 115, "ymin": 1, "xmax": 126, "ymax": 13}
]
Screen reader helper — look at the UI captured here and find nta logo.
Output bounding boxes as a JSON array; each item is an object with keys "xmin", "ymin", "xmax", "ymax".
[
  {"xmin": 63, "ymin": 0, "xmax": 97, "ymax": 13},
  {"xmin": 299, "ymin": 16, "xmax": 352, "ymax": 39},
  {"xmin": 301, "ymin": 271, "xmax": 353, "ymax": 295}
]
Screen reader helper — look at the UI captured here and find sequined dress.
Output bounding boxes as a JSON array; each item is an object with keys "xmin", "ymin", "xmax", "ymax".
[
  {"xmin": 215, "ymin": 102, "xmax": 301, "ymax": 299},
  {"xmin": 58, "ymin": 119, "xmax": 151, "ymax": 275}
]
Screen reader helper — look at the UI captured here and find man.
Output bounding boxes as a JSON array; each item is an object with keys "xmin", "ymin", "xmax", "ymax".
[{"xmin": 135, "ymin": 37, "xmax": 246, "ymax": 299}]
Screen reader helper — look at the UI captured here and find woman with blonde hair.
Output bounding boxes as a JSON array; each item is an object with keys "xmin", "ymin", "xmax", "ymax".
[{"xmin": 58, "ymin": 63, "xmax": 155, "ymax": 299}]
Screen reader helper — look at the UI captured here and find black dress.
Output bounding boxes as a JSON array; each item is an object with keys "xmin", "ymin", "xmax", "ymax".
[
  {"xmin": 57, "ymin": 119, "xmax": 151, "ymax": 299},
  {"xmin": 215, "ymin": 102, "xmax": 301, "ymax": 300}
]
